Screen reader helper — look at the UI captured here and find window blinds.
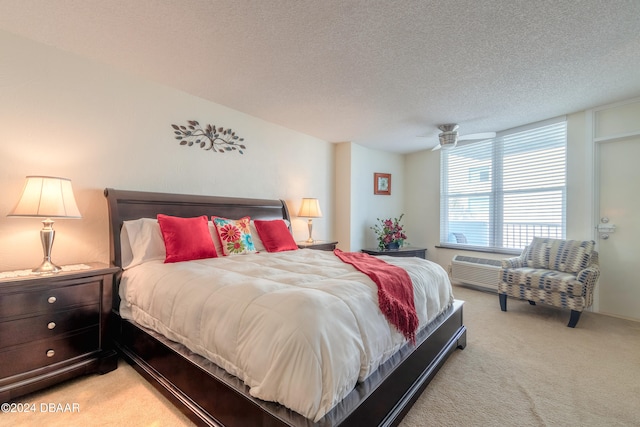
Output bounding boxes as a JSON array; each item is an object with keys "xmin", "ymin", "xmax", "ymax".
[{"xmin": 440, "ymin": 118, "xmax": 566, "ymax": 251}]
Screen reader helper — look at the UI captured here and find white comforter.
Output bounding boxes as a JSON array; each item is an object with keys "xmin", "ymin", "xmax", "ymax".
[{"xmin": 119, "ymin": 249, "xmax": 453, "ymax": 421}]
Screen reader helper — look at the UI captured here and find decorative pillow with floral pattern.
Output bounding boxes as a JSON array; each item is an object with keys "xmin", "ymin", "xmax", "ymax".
[{"xmin": 212, "ymin": 216, "xmax": 257, "ymax": 256}]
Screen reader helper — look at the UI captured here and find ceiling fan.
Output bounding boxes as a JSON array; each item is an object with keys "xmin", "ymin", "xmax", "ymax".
[{"xmin": 429, "ymin": 124, "xmax": 496, "ymax": 151}]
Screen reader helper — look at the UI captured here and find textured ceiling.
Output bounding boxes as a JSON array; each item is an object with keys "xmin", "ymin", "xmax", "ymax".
[{"xmin": 1, "ymin": 0, "xmax": 639, "ymax": 153}]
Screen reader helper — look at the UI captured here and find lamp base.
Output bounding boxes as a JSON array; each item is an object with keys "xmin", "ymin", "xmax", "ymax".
[
  {"xmin": 33, "ymin": 259, "xmax": 62, "ymax": 274},
  {"xmin": 306, "ymin": 218, "xmax": 315, "ymax": 243},
  {"xmin": 34, "ymin": 218, "xmax": 61, "ymax": 274}
]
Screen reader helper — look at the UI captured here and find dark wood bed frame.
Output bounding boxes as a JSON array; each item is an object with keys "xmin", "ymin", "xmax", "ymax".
[{"xmin": 104, "ymin": 188, "xmax": 467, "ymax": 427}]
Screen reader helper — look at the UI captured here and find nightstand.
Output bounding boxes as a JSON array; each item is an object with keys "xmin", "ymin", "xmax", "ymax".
[
  {"xmin": 297, "ymin": 240, "xmax": 338, "ymax": 251},
  {"xmin": 361, "ymin": 246, "xmax": 427, "ymax": 259},
  {"xmin": 0, "ymin": 262, "xmax": 119, "ymax": 402}
]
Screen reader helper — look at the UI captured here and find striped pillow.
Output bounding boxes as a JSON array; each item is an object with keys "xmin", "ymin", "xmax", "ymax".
[
  {"xmin": 524, "ymin": 237, "xmax": 594, "ymax": 273},
  {"xmin": 524, "ymin": 237, "xmax": 550, "ymax": 270}
]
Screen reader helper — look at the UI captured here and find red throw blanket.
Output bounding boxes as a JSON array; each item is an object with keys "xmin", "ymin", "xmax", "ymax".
[{"xmin": 334, "ymin": 249, "xmax": 419, "ymax": 343}]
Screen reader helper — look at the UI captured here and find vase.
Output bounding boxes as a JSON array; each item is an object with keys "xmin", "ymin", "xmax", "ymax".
[{"xmin": 384, "ymin": 242, "xmax": 400, "ymax": 250}]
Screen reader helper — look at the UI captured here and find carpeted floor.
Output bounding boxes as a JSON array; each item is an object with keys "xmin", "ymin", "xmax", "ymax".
[{"xmin": 4, "ymin": 284, "xmax": 640, "ymax": 426}]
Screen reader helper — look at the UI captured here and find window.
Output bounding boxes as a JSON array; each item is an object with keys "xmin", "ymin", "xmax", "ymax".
[{"xmin": 440, "ymin": 118, "xmax": 566, "ymax": 251}]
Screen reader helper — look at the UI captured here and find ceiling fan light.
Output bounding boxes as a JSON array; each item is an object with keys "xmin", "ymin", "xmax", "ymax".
[
  {"xmin": 430, "ymin": 123, "xmax": 494, "ymax": 151},
  {"xmin": 439, "ymin": 131, "xmax": 458, "ymax": 146}
]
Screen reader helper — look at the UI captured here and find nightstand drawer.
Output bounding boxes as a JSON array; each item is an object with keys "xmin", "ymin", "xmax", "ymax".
[
  {"xmin": 0, "ymin": 326, "xmax": 99, "ymax": 378},
  {"xmin": 0, "ymin": 280, "xmax": 101, "ymax": 318},
  {"xmin": 0, "ymin": 305, "xmax": 100, "ymax": 348}
]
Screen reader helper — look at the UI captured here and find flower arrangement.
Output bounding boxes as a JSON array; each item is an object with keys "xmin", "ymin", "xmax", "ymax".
[{"xmin": 370, "ymin": 214, "xmax": 407, "ymax": 250}]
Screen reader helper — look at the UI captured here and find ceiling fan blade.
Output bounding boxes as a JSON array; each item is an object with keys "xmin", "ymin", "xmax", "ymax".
[
  {"xmin": 458, "ymin": 132, "xmax": 496, "ymax": 141},
  {"xmin": 433, "ymin": 141, "xmax": 458, "ymax": 151},
  {"xmin": 423, "ymin": 124, "xmax": 495, "ymax": 151},
  {"xmin": 455, "ymin": 140, "xmax": 476, "ymax": 147}
]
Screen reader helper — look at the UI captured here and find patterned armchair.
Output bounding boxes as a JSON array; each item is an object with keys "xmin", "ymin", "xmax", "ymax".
[{"xmin": 498, "ymin": 237, "xmax": 600, "ymax": 328}]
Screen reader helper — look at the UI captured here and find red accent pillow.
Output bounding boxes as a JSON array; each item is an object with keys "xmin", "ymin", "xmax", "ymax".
[
  {"xmin": 157, "ymin": 214, "xmax": 218, "ymax": 263},
  {"xmin": 253, "ymin": 219, "xmax": 298, "ymax": 252}
]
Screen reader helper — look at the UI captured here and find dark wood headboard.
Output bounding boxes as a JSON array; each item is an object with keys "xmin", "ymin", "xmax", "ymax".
[{"xmin": 104, "ymin": 188, "xmax": 291, "ymax": 269}]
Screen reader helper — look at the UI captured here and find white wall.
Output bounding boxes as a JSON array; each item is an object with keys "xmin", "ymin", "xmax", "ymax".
[
  {"xmin": 403, "ymin": 148, "xmax": 445, "ymax": 263},
  {"xmin": 334, "ymin": 142, "xmax": 404, "ymax": 251},
  {"xmin": 334, "ymin": 142, "xmax": 352, "ymax": 250},
  {"xmin": 565, "ymin": 112, "xmax": 592, "ymax": 238},
  {"xmin": 0, "ymin": 30, "xmax": 334, "ymax": 271}
]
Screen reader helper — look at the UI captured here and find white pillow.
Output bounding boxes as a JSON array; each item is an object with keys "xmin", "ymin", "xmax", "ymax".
[
  {"xmin": 250, "ymin": 220, "xmax": 266, "ymax": 252},
  {"xmin": 120, "ymin": 225, "xmax": 134, "ymax": 269},
  {"xmin": 121, "ymin": 218, "xmax": 166, "ymax": 269}
]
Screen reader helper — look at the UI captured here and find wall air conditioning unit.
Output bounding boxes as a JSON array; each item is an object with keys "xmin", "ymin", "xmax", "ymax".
[{"xmin": 450, "ymin": 255, "xmax": 502, "ymax": 291}]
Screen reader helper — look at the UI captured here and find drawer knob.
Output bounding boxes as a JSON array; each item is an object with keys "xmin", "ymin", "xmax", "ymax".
[
  {"xmin": 47, "ymin": 322, "xmax": 56, "ymax": 330},
  {"xmin": 46, "ymin": 349, "xmax": 55, "ymax": 358},
  {"xmin": 48, "ymin": 296, "xmax": 57, "ymax": 304}
]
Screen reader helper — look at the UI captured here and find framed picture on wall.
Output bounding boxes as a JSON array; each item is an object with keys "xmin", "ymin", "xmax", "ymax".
[{"xmin": 374, "ymin": 173, "xmax": 391, "ymax": 195}]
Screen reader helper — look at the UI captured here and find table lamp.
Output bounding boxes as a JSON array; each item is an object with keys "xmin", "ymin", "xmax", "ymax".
[
  {"xmin": 8, "ymin": 176, "xmax": 81, "ymax": 273},
  {"xmin": 298, "ymin": 198, "xmax": 322, "ymax": 243}
]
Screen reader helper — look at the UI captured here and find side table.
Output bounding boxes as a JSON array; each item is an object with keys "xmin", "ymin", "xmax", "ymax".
[
  {"xmin": 297, "ymin": 240, "xmax": 338, "ymax": 251},
  {"xmin": 0, "ymin": 262, "xmax": 119, "ymax": 402},
  {"xmin": 361, "ymin": 246, "xmax": 427, "ymax": 259}
]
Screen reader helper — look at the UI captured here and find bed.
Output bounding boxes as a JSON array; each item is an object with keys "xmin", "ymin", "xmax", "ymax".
[{"xmin": 104, "ymin": 188, "xmax": 467, "ymax": 427}]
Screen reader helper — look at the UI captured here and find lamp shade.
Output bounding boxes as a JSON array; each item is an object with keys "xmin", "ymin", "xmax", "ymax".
[
  {"xmin": 9, "ymin": 176, "xmax": 81, "ymax": 218},
  {"xmin": 298, "ymin": 198, "xmax": 322, "ymax": 218}
]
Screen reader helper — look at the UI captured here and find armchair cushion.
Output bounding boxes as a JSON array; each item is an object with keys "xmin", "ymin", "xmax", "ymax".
[
  {"xmin": 524, "ymin": 237, "xmax": 595, "ymax": 274},
  {"xmin": 501, "ymin": 267, "xmax": 591, "ymax": 297}
]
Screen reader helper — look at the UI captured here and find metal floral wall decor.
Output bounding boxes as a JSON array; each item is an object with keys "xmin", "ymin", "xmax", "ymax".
[{"xmin": 172, "ymin": 120, "xmax": 247, "ymax": 154}]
